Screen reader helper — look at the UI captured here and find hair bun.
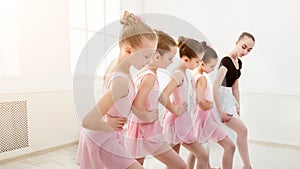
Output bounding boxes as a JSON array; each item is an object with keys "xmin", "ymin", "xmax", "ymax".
[
  {"xmin": 201, "ymin": 41, "xmax": 209, "ymax": 49},
  {"xmin": 178, "ymin": 36, "xmax": 186, "ymax": 48},
  {"xmin": 120, "ymin": 10, "xmax": 138, "ymax": 26}
]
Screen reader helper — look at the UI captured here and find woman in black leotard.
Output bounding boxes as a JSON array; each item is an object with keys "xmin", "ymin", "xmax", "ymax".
[{"xmin": 213, "ymin": 32, "xmax": 255, "ymax": 169}]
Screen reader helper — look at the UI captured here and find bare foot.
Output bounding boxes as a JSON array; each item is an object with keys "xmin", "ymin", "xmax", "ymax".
[
  {"xmin": 210, "ymin": 167, "xmax": 221, "ymax": 169},
  {"xmin": 242, "ymin": 165, "xmax": 252, "ymax": 169}
]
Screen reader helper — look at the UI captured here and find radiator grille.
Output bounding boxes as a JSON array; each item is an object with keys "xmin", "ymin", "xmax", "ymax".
[{"xmin": 0, "ymin": 100, "xmax": 29, "ymax": 153}]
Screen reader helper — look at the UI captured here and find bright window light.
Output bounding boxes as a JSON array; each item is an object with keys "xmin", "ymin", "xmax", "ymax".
[
  {"xmin": 0, "ymin": 0, "xmax": 20, "ymax": 78},
  {"xmin": 69, "ymin": 0, "xmax": 120, "ymax": 76}
]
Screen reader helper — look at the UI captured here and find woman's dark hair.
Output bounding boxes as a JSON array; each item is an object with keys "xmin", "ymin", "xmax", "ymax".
[{"xmin": 238, "ymin": 32, "xmax": 255, "ymax": 42}]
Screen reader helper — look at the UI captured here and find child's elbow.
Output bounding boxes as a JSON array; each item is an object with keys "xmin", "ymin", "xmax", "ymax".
[
  {"xmin": 82, "ymin": 118, "xmax": 88, "ymax": 128},
  {"xmin": 82, "ymin": 116, "xmax": 90, "ymax": 129}
]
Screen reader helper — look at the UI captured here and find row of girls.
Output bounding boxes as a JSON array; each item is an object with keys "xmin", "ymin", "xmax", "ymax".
[{"xmin": 77, "ymin": 11, "xmax": 255, "ymax": 169}]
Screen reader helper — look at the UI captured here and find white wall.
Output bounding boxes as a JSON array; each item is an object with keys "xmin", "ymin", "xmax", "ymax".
[
  {"xmin": 120, "ymin": 0, "xmax": 144, "ymax": 14},
  {"xmin": 241, "ymin": 93, "xmax": 300, "ymax": 146},
  {"xmin": 0, "ymin": 0, "xmax": 80, "ymax": 161},
  {"xmin": 1, "ymin": 0, "xmax": 72, "ymax": 93},
  {"xmin": 143, "ymin": 0, "xmax": 300, "ymax": 95},
  {"xmin": 143, "ymin": 0, "xmax": 300, "ymax": 146}
]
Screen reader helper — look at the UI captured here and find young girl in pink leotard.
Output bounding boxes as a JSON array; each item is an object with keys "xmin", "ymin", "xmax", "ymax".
[
  {"xmin": 126, "ymin": 30, "xmax": 186, "ymax": 169},
  {"xmin": 187, "ymin": 42, "xmax": 235, "ymax": 169},
  {"xmin": 77, "ymin": 11, "xmax": 158, "ymax": 169},
  {"xmin": 160, "ymin": 36, "xmax": 209, "ymax": 169}
]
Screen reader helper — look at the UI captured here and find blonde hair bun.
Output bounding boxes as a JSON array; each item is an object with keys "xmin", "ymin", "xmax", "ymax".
[{"xmin": 120, "ymin": 10, "xmax": 138, "ymax": 26}]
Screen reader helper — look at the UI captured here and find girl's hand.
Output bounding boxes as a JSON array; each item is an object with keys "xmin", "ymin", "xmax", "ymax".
[
  {"xmin": 236, "ymin": 105, "xmax": 240, "ymax": 116},
  {"xmin": 105, "ymin": 114, "xmax": 127, "ymax": 131},
  {"xmin": 199, "ymin": 99, "xmax": 213, "ymax": 110},
  {"xmin": 174, "ymin": 102, "xmax": 188, "ymax": 116},
  {"xmin": 221, "ymin": 112, "xmax": 233, "ymax": 123},
  {"xmin": 131, "ymin": 107, "xmax": 159, "ymax": 123},
  {"xmin": 145, "ymin": 109, "xmax": 159, "ymax": 123}
]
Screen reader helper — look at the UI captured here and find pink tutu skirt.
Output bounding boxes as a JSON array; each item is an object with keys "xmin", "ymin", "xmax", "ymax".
[
  {"xmin": 126, "ymin": 118, "xmax": 171, "ymax": 158},
  {"xmin": 77, "ymin": 129, "xmax": 135, "ymax": 169},
  {"xmin": 194, "ymin": 108, "xmax": 227, "ymax": 143},
  {"xmin": 163, "ymin": 111, "xmax": 197, "ymax": 145}
]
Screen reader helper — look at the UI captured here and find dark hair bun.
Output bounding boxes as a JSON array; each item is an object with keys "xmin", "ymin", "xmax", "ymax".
[
  {"xmin": 178, "ymin": 36, "xmax": 186, "ymax": 48},
  {"xmin": 201, "ymin": 41, "xmax": 208, "ymax": 49}
]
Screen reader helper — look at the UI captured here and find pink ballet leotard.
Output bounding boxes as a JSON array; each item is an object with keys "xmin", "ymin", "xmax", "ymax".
[
  {"xmin": 126, "ymin": 69, "xmax": 170, "ymax": 158},
  {"xmin": 193, "ymin": 74, "xmax": 227, "ymax": 143},
  {"xmin": 77, "ymin": 72, "xmax": 136, "ymax": 169},
  {"xmin": 163, "ymin": 70, "xmax": 197, "ymax": 145}
]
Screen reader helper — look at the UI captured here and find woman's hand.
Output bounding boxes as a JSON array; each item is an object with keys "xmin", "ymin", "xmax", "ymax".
[
  {"xmin": 236, "ymin": 105, "xmax": 240, "ymax": 116},
  {"xmin": 105, "ymin": 114, "xmax": 127, "ymax": 131},
  {"xmin": 221, "ymin": 112, "xmax": 233, "ymax": 123}
]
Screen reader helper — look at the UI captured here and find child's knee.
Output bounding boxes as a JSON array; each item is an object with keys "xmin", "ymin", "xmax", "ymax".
[
  {"xmin": 196, "ymin": 151, "xmax": 209, "ymax": 162},
  {"xmin": 177, "ymin": 161, "xmax": 187, "ymax": 169},
  {"xmin": 203, "ymin": 152, "xmax": 209, "ymax": 161},
  {"xmin": 225, "ymin": 142, "xmax": 236, "ymax": 153},
  {"xmin": 171, "ymin": 157, "xmax": 187, "ymax": 169}
]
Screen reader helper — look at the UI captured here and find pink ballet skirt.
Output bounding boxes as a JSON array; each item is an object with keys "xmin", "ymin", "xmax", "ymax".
[
  {"xmin": 77, "ymin": 72, "xmax": 136, "ymax": 169},
  {"xmin": 163, "ymin": 70, "xmax": 197, "ymax": 145},
  {"xmin": 126, "ymin": 69, "xmax": 170, "ymax": 158},
  {"xmin": 77, "ymin": 129, "xmax": 135, "ymax": 169},
  {"xmin": 193, "ymin": 74, "xmax": 227, "ymax": 143}
]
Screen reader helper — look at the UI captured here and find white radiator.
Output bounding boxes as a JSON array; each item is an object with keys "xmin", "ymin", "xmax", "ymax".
[{"xmin": 0, "ymin": 100, "xmax": 29, "ymax": 153}]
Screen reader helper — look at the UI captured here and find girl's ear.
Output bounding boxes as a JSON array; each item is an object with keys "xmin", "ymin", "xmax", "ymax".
[
  {"xmin": 124, "ymin": 45, "xmax": 132, "ymax": 56},
  {"xmin": 155, "ymin": 52, "xmax": 160, "ymax": 60},
  {"xmin": 182, "ymin": 55, "xmax": 189, "ymax": 62}
]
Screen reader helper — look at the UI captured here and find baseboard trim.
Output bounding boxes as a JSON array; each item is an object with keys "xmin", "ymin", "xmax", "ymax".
[
  {"xmin": 0, "ymin": 141, "xmax": 78, "ymax": 165},
  {"xmin": 1, "ymin": 140, "xmax": 299, "ymax": 165},
  {"xmin": 249, "ymin": 140, "xmax": 300, "ymax": 150}
]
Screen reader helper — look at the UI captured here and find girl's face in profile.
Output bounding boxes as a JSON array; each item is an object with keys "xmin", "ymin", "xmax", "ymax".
[
  {"xmin": 184, "ymin": 52, "xmax": 203, "ymax": 70},
  {"xmin": 158, "ymin": 45, "xmax": 177, "ymax": 69},
  {"xmin": 203, "ymin": 58, "xmax": 218, "ymax": 73},
  {"xmin": 128, "ymin": 38, "xmax": 158, "ymax": 70}
]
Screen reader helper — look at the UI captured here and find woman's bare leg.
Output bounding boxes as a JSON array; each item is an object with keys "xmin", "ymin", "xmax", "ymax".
[{"xmin": 225, "ymin": 118, "xmax": 251, "ymax": 168}]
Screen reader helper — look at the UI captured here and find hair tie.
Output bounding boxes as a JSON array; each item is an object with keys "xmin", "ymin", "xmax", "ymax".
[{"xmin": 135, "ymin": 15, "xmax": 142, "ymax": 22}]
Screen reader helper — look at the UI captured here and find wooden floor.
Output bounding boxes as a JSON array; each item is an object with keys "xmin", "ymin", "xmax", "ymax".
[{"xmin": 0, "ymin": 141, "xmax": 300, "ymax": 169}]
